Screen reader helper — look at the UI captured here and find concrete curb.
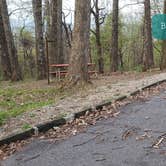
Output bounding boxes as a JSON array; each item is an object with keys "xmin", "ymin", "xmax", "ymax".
[
  {"xmin": 115, "ymin": 95, "xmax": 127, "ymax": 101},
  {"xmin": 0, "ymin": 78, "xmax": 166, "ymax": 146},
  {"xmin": 36, "ymin": 118, "xmax": 66, "ymax": 133},
  {"xmin": 0, "ymin": 129, "xmax": 34, "ymax": 146},
  {"xmin": 96, "ymin": 100, "xmax": 112, "ymax": 110},
  {"xmin": 141, "ymin": 79, "xmax": 166, "ymax": 91},
  {"xmin": 130, "ymin": 90, "xmax": 141, "ymax": 96},
  {"xmin": 74, "ymin": 108, "xmax": 92, "ymax": 119}
]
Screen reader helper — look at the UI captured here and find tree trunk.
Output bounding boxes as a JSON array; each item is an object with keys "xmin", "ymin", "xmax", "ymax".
[
  {"xmin": 68, "ymin": 0, "xmax": 91, "ymax": 84},
  {"xmin": 92, "ymin": 0, "xmax": 104, "ymax": 73},
  {"xmin": 143, "ymin": 0, "xmax": 154, "ymax": 71},
  {"xmin": 96, "ymin": 31, "xmax": 104, "ymax": 73},
  {"xmin": 44, "ymin": 0, "xmax": 50, "ymax": 36},
  {"xmin": 49, "ymin": 0, "xmax": 63, "ymax": 64},
  {"xmin": 110, "ymin": 0, "xmax": 119, "ymax": 72},
  {"xmin": 160, "ymin": 0, "xmax": 166, "ymax": 70},
  {"xmin": 0, "ymin": 0, "xmax": 22, "ymax": 81},
  {"xmin": 32, "ymin": 0, "xmax": 47, "ymax": 80},
  {"xmin": 0, "ymin": 7, "xmax": 11, "ymax": 80}
]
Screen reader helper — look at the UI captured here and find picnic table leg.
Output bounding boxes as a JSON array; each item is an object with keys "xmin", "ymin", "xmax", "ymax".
[
  {"xmin": 58, "ymin": 68, "xmax": 60, "ymax": 81},
  {"xmin": 56, "ymin": 69, "xmax": 58, "ymax": 80}
]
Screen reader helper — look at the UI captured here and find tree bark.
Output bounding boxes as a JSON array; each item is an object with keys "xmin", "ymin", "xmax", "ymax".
[
  {"xmin": 68, "ymin": 0, "xmax": 91, "ymax": 83},
  {"xmin": 0, "ymin": 0, "xmax": 22, "ymax": 81},
  {"xmin": 0, "ymin": 8, "xmax": 11, "ymax": 80},
  {"xmin": 91, "ymin": 0, "xmax": 104, "ymax": 73},
  {"xmin": 160, "ymin": 0, "xmax": 166, "ymax": 70},
  {"xmin": 143, "ymin": 0, "xmax": 154, "ymax": 71},
  {"xmin": 44, "ymin": 0, "xmax": 50, "ymax": 36},
  {"xmin": 32, "ymin": 0, "xmax": 47, "ymax": 80},
  {"xmin": 49, "ymin": 0, "xmax": 63, "ymax": 64},
  {"xmin": 110, "ymin": 0, "xmax": 119, "ymax": 72}
]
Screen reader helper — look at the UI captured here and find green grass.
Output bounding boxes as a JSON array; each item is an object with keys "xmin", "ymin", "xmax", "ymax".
[
  {"xmin": 22, "ymin": 123, "xmax": 32, "ymax": 131},
  {"xmin": 0, "ymin": 79, "xmax": 91, "ymax": 126},
  {"xmin": 0, "ymin": 82, "xmax": 68, "ymax": 126},
  {"xmin": 0, "ymin": 100, "xmax": 53, "ymax": 125}
]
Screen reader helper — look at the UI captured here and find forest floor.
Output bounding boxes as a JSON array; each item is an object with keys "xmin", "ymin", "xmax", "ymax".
[{"xmin": 0, "ymin": 70, "xmax": 165, "ymax": 140}]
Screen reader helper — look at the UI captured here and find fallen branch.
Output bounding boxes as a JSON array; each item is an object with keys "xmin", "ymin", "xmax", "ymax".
[
  {"xmin": 152, "ymin": 133, "xmax": 166, "ymax": 149},
  {"xmin": 153, "ymin": 137, "xmax": 164, "ymax": 149},
  {"xmin": 73, "ymin": 135, "xmax": 100, "ymax": 147},
  {"xmin": 24, "ymin": 154, "xmax": 40, "ymax": 162},
  {"xmin": 122, "ymin": 127, "xmax": 140, "ymax": 140},
  {"xmin": 96, "ymin": 158, "xmax": 106, "ymax": 162}
]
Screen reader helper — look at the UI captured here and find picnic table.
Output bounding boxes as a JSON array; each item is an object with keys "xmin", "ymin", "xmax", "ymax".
[{"xmin": 48, "ymin": 63, "xmax": 97, "ymax": 84}]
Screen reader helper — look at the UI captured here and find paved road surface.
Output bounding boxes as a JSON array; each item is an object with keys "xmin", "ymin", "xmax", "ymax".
[{"xmin": 2, "ymin": 92, "xmax": 166, "ymax": 166}]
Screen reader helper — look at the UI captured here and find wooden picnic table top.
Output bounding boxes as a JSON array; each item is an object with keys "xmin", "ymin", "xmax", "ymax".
[
  {"xmin": 49, "ymin": 63, "xmax": 95, "ymax": 68},
  {"xmin": 49, "ymin": 64, "xmax": 69, "ymax": 67}
]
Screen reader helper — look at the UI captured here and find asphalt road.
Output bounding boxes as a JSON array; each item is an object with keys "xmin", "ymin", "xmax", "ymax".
[{"xmin": 2, "ymin": 92, "xmax": 166, "ymax": 166}]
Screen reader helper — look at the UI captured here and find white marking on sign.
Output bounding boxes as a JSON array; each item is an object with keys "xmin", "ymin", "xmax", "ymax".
[{"xmin": 161, "ymin": 22, "xmax": 166, "ymax": 30}]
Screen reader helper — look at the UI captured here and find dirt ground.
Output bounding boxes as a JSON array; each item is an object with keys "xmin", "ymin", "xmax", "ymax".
[{"xmin": 0, "ymin": 71, "xmax": 165, "ymax": 140}]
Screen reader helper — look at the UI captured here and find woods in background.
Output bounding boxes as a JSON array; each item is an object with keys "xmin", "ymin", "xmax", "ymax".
[{"xmin": 0, "ymin": 0, "xmax": 165, "ymax": 83}]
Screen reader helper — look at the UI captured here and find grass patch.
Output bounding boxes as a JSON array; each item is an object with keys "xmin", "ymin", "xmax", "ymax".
[
  {"xmin": 0, "ymin": 112, "xmax": 9, "ymax": 126},
  {"xmin": 22, "ymin": 123, "xmax": 32, "ymax": 131},
  {"xmin": 0, "ymin": 80, "xmax": 91, "ymax": 126},
  {"xmin": 0, "ymin": 81, "xmax": 69, "ymax": 126},
  {"xmin": 0, "ymin": 100, "xmax": 53, "ymax": 125}
]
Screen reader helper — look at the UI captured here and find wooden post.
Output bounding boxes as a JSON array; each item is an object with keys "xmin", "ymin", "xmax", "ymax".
[{"xmin": 45, "ymin": 36, "xmax": 50, "ymax": 84}]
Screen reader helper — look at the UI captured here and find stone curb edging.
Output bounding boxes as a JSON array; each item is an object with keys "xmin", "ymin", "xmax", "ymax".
[
  {"xmin": 0, "ymin": 129, "xmax": 34, "ymax": 146},
  {"xmin": 74, "ymin": 108, "xmax": 93, "ymax": 119},
  {"xmin": 0, "ymin": 78, "xmax": 166, "ymax": 146},
  {"xmin": 142, "ymin": 79, "xmax": 166, "ymax": 90}
]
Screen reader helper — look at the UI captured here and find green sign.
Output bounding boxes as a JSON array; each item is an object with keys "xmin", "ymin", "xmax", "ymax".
[{"xmin": 152, "ymin": 14, "xmax": 166, "ymax": 40}]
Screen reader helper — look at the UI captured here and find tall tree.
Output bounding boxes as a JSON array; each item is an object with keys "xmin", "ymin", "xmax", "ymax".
[
  {"xmin": 68, "ymin": 0, "xmax": 91, "ymax": 83},
  {"xmin": 0, "ymin": 0, "xmax": 22, "ymax": 81},
  {"xmin": 0, "ymin": 7, "xmax": 11, "ymax": 80},
  {"xmin": 32, "ymin": 0, "xmax": 47, "ymax": 80},
  {"xmin": 143, "ymin": 0, "xmax": 154, "ymax": 71},
  {"xmin": 44, "ymin": 0, "xmax": 50, "ymax": 36},
  {"xmin": 110, "ymin": 0, "xmax": 119, "ymax": 72},
  {"xmin": 48, "ymin": 0, "xmax": 63, "ymax": 64},
  {"xmin": 160, "ymin": 0, "xmax": 166, "ymax": 70},
  {"xmin": 91, "ymin": 0, "xmax": 106, "ymax": 73}
]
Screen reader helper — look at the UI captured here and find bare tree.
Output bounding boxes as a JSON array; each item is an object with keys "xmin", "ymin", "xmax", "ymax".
[
  {"xmin": 62, "ymin": 12, "xmax": 72, "ymax": 49},
  {"xmin": 44, "ymin": 0, "xmax": 50, "ymax": 36},
  {"xmin": 62, "ymin": 11, "xmax": 73, "ymax": 63},
  {"xmin": 91, "ymin": 0, "xmax": 106, "ymax": 73},
  {"xmin": 0, "ymin": 0, "xmax": 22, "ymax": 81},
  {"xmin": 143, "ymin": 0, "xmax": 154, "ymax": 71},
  {"xmin": 0, "ymin": 7, "xmax": 11, "ymax": 80},
  {"xmin": 68, "ymin": 0, "xmax": 91, "ymax": 84},
  {"xmin": 110, "ymin": 0, "xmax": 119, "ymax": 72},
  {"xmin": 48, "ymin": 0, "xmax": 64, "ymax": 64},
  {"xmin": 32, "ymin": 0, "xmax": 47, "ymax": 79}
]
